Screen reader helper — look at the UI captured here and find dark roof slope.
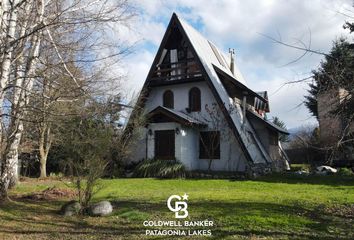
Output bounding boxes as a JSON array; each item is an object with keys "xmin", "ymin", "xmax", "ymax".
[
  {"xmin": 246, "ymin": 109, "xmax": 289, "ymax": 135},
  {"xmin": 148, "ymin": 106, "xmax": 207, "ymax": 127}
]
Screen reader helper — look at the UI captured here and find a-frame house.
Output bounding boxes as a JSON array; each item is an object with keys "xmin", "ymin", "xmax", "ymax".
[{"xmin": 128, "ymin": 13, "xmax": 289, "ymax": 174}]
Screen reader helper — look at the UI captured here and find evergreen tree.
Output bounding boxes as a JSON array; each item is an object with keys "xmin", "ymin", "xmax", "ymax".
[
  {"xmin": 304, "ymin": 38, "xmax": 354, "ymax": 120},
  {"xmin": 272, "ymin": 117, "xmax": 289, "ymax": 142}
]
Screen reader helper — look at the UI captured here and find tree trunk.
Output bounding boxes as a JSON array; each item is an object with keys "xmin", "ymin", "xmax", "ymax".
[
  {"xmin": 7, "ymin": 122, "xmax": 23, "ymax": 187},
  {"xmin": 0, "ymin": 181, "xmax": 9, "ymax": 202},
  {"xmin": 0, "ymin": 0, "xmax": 20, "ymax": 198},
  {"xmin": 38, "ymin": 123, "xmax": 52, "ymax": 178},
  {"xmin": 208, "ymin": 159, "xmax": 213, "ymax": 175},
  {"xmin": 5, "ymin": 5, "xmax": 43, "ymax": 182},
  {"xmin": 0, "ymin": 0, "xmax": 19, "ymax": 140},
  {"xmin": 0, "ymin": 160, "xmax": 11, "ymax": 202},
  {"xmin": 39, "ymin": 142, "xmax": 48, "ymax": 178},
  {"xmin": 6, "ymin": 1, "xmax": 33, "ymax": 187},
  {"xmin": 40, "ymin": 157, "xmax": 47, "ymax": 178}
]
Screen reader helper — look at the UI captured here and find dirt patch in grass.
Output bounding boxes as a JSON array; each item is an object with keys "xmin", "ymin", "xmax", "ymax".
[
  {"xmin": 321, "ymin": 204, "xmax": 354, "ymax": 218},
  {"xmin": 18, "ymin": 187, "xmax": 77, "ymax": 201}
]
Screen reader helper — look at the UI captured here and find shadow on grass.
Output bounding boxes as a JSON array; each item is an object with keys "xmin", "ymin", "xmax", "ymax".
[
  {"xmin": 149, "ymin": 173, "xmax": 354, "ymax": 187},
  {"xmin": 1, "ymin": 198, "xmax": 352, "ymax": 239},
  {"xmin": 231, "ymin": 173, "xmax": 354, "ymax": 186},
  {"xmin": 188, "ymin": 201, "xmax": 352, "ymax": 239},
  {"xmin": 0, "ymin": 199, "xmax": 142, "ymax": 238}
]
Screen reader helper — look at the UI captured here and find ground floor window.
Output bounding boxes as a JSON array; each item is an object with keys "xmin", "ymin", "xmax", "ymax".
[
  {"xmin": 199, "ymin": 131, "xmax": 220, "ymax": 159},
  {"xmin": 155, "ymin": 130, "xmax": 175, "ymax": 159}
]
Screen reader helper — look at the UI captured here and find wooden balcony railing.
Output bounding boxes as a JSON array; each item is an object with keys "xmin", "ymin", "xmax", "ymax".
[{"xmin": 150, "ymin": 58, "xmax": 202, "ymax": 82}]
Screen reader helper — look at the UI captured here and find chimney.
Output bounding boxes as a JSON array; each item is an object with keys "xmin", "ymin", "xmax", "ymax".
[{"xmin": 229, "ymin": 48, "xmax": 235, "ymax": 75}]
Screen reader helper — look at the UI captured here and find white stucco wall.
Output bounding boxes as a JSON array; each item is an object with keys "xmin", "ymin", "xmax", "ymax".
[
  {"xmin": 145, "ymin": 82, "xmax": 212, "ymax": 113},
  {"xmin": 130, "ymin": 81, "xmax": 248, "ymax": 172}
]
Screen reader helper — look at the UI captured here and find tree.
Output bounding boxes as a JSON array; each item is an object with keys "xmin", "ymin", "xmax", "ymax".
[
  {"xmin": 25, "ymin": 59, "xmax": 86, "ymax": 178},
  {"xmin": 197, "ymin": 103, "xmax": 234, "ymax": 174},
  {"xmin": 287, "ymin": 125, "xmax": 321, "ymax": 165},
  {"xmin": 272, "ymin": 116, "xmax": 289, "ymax": 142},
  {"xmin": 344, "ymin": 21, "xmax": 354, "ymax": 33},
  {"xmin": 242, "ymin": 6, "xmax": 354, "ymax": 164},
  {"xmin": 305, "ymin": 38, "xmax": 353, "ymax": 102},
  {"xmin": 56, "ymin": 96, "xmax": 145, "ymax": 209},
  {"xmin": 0, "ymin": 0, "xmax": 135, "ymax": 201},
  {"xmin": 304, "ymin": 83, "xmax": 319, "ymax": 120},
  {"xmin": 269, "ymin": 24, "xmax": 354, "ymax": 163},
  {"xmin": 304, "ymin": 38, "xmax": 354, "ymax": 152},
  {"xmin": 1, "ymin": 0, "xmax": 44, "ymax": 197},
  {"xmin": 60, "ymin": 107, "xmax": 113, "ymax": 209}
]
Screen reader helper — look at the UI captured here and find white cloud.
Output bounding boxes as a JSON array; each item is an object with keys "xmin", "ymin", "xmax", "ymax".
[
  {"xmin": 120, "ymin": 49, "xmax": 154, "ymax": 100},
  {"xmin": 115, "ymin": 0, "xmax": 353, "ymax": 128}
]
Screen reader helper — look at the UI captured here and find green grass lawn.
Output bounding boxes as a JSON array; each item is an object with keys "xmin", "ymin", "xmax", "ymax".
[{"xmin": 1, "ymin": 174, "xmax": 353, "ymax": 239}]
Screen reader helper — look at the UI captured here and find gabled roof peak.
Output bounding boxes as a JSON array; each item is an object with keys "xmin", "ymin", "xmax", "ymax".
[{"xmin": 172, "ymin": 13, "xmax": 247, "ymax": 85}]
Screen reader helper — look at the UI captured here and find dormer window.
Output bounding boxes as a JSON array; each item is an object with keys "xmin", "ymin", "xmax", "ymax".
[
  {"xmin": 163, "ymin": 90, "xmax": 174, "ymax": 109},
  {"xmin": 189, "ymin": 87, "xmax": 201, "ymax": 112}
]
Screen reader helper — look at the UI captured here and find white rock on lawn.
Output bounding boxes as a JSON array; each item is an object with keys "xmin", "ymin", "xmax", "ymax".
[{"xmin": 89, "ymin": 201, "xmax": 113, "ymax": 216}]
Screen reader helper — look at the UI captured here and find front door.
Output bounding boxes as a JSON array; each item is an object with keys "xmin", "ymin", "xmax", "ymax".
[{"xmin": 155, "ymin": 130, "xmax": 175, "ymax": 160}]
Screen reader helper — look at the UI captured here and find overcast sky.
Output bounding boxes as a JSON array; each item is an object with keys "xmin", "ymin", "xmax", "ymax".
[{"xmin": 116, "ymin": 0, "xmax": 353, "ymax": 128}]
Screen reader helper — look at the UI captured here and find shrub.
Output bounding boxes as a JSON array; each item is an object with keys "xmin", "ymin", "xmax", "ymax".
[
  {"xmin": 133, "ymin": 159, "xmax": 186, "ymax": 178},
  {"xmin": 49, "ymin": 172, "xmax": 64, "ymax": 178},
  {"xmin": 338, "ymin": 168, "xmax": 353, "ymax": 176},
  {"xmin": 290, "ymin": 164, "xmax": 310, "ymax": 172}
]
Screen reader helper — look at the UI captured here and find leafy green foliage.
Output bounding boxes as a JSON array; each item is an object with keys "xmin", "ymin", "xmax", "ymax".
[
  {"xmin": 290, "ymin": 164, "xmax": 311, "ymax": 172},
  {"xmin": 272, "ymin": 116, "xmax": 289, "ymax": 142},
  {"xmin": 61, "ymin": 116, "xmax": 113, "ymax": 208},
  {"xmin": 304, "ymin": 83, "xmax": 319, "ymax": 120},
  {"xmin": 133, "ymin": 159, "xmax": 186, "ymax": 178},
  {"xmin": 344, "ymin": 21, "xmax": 354, "ymax": 33},
  {"xmin": 338, "ymin": 168, "xmax": 353, "ymax": 176},
  {"xmin": 54, "ymin": 94, "xmax": 128, "ymax": 208},
  {"xmin": 305, "ymin": 38, "xmax": 354, "ymax": 119}
]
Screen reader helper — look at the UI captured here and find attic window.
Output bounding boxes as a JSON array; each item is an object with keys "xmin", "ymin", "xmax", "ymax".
[{"xmin": 208, "ymin": 41, "xmax": 226, "ymax": 68}]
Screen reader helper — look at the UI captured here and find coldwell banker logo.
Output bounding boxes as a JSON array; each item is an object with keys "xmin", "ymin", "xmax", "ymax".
[
  {"xmin": 167, "ymin": 193, "xmax": 188, "ymax": 218},
  {"xmin": 143, "ymin": 193, "xmax": 214, "ymax": 236}
]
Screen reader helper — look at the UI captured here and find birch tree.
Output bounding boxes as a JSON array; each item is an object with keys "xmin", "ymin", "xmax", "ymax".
[
  {"xmin": 1, "ymin": 0, "xmax": 44, "ymax": 197},
  {"xmin": 0, "ymin": 0, "xmax": 134, "ymax": 201}
]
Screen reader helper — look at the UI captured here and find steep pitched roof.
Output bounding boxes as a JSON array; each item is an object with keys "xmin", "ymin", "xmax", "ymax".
[
  {"xmin": 177, "ymin": 16, "xmax": 247, "ymax": 85},
  {"xmin": 246, "ymin": 109, "xmax": 289, "ymax": 135},
  {"xmin": 213, "ymin": 65, "xmax": 268, "ymax": 102}
]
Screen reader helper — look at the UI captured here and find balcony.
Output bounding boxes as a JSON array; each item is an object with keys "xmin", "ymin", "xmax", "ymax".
[{"xmin": 149, "ymin": 58, "xmax": 203, "ymax": 86}]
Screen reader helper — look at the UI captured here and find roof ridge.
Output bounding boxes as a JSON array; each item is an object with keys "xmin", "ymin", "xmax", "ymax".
[
  {"xmin": 175, "ymin": 14, "xmax": 247, "ymax": 85},
  {"xmin": 175, "ymin": 14, "xmax": 231, "ymax": 63}
]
